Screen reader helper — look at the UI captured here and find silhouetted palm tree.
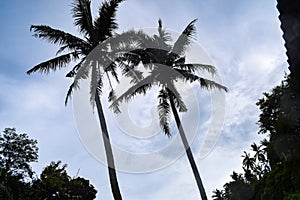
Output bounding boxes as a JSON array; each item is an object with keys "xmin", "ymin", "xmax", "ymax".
[
  {"xmin": 242, "ymin": 151, "xmax": 256, "ymax": 171},
  {"xmin": 110, "ymin": 19, "xmax": 227, "ymax": 200},
  {"xmin": 27, "ymin": 0, "xmax": 125, "ymax": 199},
  {"xmin": 251, "ymin": 143, "xmax": 265, "ymax": 162}
]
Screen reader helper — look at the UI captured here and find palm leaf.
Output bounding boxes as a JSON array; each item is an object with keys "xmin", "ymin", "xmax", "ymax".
[
  {"xmin": 65, "ymin": 81, "xmax": 80, "ymax": 106},
  {"xmin": 65, "ymin": 58, "xmax": 86, "ymax": 77},
  {"xmin": 174, "ymin": 63, "xmax": 216, "ymax": 74},
  {"xmin": 27, "ymin": 52, "xmax": 79, "ymax": 74},
  {"xmin": 72, "ymin": 0, "xmax": 94, "ymax": 41},
  {"xmin": 157, "ymin": 88, "xmax": 171, "ymax": 136},
  {"xmin": 116, "ymin": 58, "xmax": 144, "ymax": 83},
  {"xmin": 108, "ymin": 89, "xmax": 117, "ymax": 102},
  {"xmin": 199, "ymin": 78, "xmax": 228, "ymax": 92},
  {"xmin": 109, "ymin": 75, "xmax": 153, "ymax": 113},
  {"xmin": 65, "ymin": 59, "xmax": 92, "ymax": 105},
  {"xmin": 174, "ymin": 69, "xmax": 227, "ymax": 92},
  {"xmin": 94, "ymin": 0, "xmax": 125, "ymax": 41},
  {"xmin": 171, "ymin": 19, "xmax": 197, "ymax": 56},
  {"xmin": 30, "ymin": 25, "xmax": 90, "ymax": 53},
  {"xmin": 166, "ymin": 84, "xmax": 187, "ymax": 112},
  {"xmin": 105, "ymin": 61, "xmax": 119, "ymax": 83},
  {"xmin": 157, "ymin": 19, "xmax": 171, "ymax": 42},
  {"xmin": 111, "ymin": 29, "xmax": 155, "ymax": 50},
  {"xmin": 154, "ymin": 19, "xmax": 171, "ymax": 50}
]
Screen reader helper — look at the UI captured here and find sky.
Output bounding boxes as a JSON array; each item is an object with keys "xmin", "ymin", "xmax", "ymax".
[{"xmin": 0, "ymin": 0, "xmax": 288, "ymax": 199}]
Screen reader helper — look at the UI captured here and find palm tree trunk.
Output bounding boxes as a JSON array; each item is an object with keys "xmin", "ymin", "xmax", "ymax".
[
  {"xmin": 169, "ymin": 94, "xmax": 208, "ymax": 200},
  {"xmin": 95, "ymin": 90, "xmax": 123, "ymax": 200}
]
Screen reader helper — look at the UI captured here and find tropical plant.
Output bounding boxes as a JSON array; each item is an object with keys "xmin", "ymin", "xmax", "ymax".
[
  {"xmin": 213, "ymin": 75, "xmax": 300, "ymax": 199},
  {"xmin": 0, "ymin": 128, "xmax": 38, "ymax": 200},
  {"xmin": 241, "ymin": 151, "xmax": 256, "ymax": 171},
  {"xmin": 110, "ymin": 19, "xmax": 227, "ymax": 200},
  {"xmin": 27, "ymin": 0, "xmax": 126, "ymax": 199},
  {"xmin": 31, "ymin": 161, "xmax": 97, "ymax": 199}
]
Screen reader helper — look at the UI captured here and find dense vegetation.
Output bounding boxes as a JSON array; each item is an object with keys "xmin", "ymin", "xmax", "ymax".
[
  {"xmin": 212, "ymin": 75, "xmax": 300, "ymax": 200},
  {"xmin": 0, "ymin": 128, "xmax": 97, "ymax": 200}
]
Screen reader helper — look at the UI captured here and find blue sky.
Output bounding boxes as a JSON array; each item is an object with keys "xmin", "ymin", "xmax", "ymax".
[{"xmin": 0, "ymin": 0, "xmax": 288, "ymax": 199}]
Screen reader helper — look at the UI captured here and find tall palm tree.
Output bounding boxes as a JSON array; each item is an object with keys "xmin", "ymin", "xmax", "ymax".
[
  {"xmin": 110, "ymin": 19, "xmax": 227, "ymax": 200},
  {"xmin": 27, "ymin": 0, "xmax": 126, "ymax": 199}
]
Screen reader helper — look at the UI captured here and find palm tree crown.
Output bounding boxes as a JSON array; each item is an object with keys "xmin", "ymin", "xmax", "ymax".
[
  {"xmin": 111, "ymin": 19, "xmax": 227, "ymax": 135},
  {"xmin": 110, "ymin": 19, "xmax": 227, "ymax": 200},
  {"xmin": 28, "ymin": 0, "xmax": 125, "ymax": 104}
]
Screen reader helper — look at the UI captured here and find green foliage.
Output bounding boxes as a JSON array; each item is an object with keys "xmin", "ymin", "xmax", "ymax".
[
  {"xmin": 32, "ymin": 161, "xmax": 97, "ymax": 199},
  {"xmin": 0, "ymin": 128, "xmax": 38, "ymax": 199},
  {"xmin": 0, "ymin": 128, "xmax": 38, "ymax": 178},
  {"xmin": 0, "ymin": 128, "xmax": 97, "ymax": 199},
  {"xmin": 256, "ymin": 75, "xmax": 300, "ymax": 167},
  {"xmin": 262, "ymin": 162, "xmax": 300, "ymax": 200},
  {"xmin": 212, "ymin": 75, "xmax": 300, "ymax": 199},
  {"xmin": 284, "ymin": 193, "xmax": 300, "ymax": 200}
]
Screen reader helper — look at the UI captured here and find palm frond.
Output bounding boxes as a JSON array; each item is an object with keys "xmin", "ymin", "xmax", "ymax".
[
  {"xmin": 65, "ymin": 81, "xmax": 80, "ymax": 106},
  {"xmin": 157, "ymin": 88, "xmax": 171, "ymax": 136},
  {"xmin": 174, "ymin": 57, "xmax": 185, "ymax": 65},
  {"xmin": 56, "ymin": 45, "xmax": 69, "ymax": 55},
  {"xmin": 109, "ymin": 75, "xmax": 153, "ymax": 114},
  {"xmin": 166, "ymin": 85, "xmax": 187, "ymax": 112},
  {"xmin": 128, "ymin": 69, "xmax": 144, "ymax": 84},
  {"xmin": 116, "ymin": 58, "xmax": 144, "ymax": 83},
  {"xmin": 171, "ymin": 19, "xmax": 197, "ymax": 56},
  {"xmin": 72, "ymin": 0, "xmax": 94, "ymax": 41},
  {"xmin": 173, "ymin": 69, "xmax": 226, "ymax": 93},
  {"xmin": 110, "ymin": 29, "xmax": 155, "ymax": 50},
  {"xmin": 94, "ymin": 0, "xmax": 125, "ymax": 41},
  {"xmin": 27, "ymin": 52, "xmax": 79, "ymax": 74},
  {"xmin": 149, "ymin": 48, "xmax": 172, "ymax": 64},
  {"xmin": 155, "ymin": 19, "xmax": 172, "ymax": 49},
  {"xmin": 108, "ymin": 89, "xmax": 117, "ymax": 102},
  {"xmin": 65, "ymin": 59, "xmax": 92, "ymax": 105},
  {"xmin": 66, "ymin": 58, "xmax": 86, "ymax": 77},
  {"xmin": 174, "ymin": 63, "xmax": 216, "ymax": 75},
  {"xmin": 30, "ymin": 25, "xmax": 90, "ymax": 53},
  {"xmin": 199, "ymin": 78, "xmax": 228, "ymax": 92},
  {"xmin": 73, "ymin": 59, "xmax": 92, "ymax": 83},
  {"xmin": 105, "ymin": 61, "xmax": 119, "ymax": 83}
]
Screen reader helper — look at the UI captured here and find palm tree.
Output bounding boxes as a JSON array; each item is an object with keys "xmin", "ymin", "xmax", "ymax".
[
  {"xmin": 27, "ymin": 0, "xmax": 126, "ymax": 199},
  {"xmin": 241, "ymin": 151, "xmax": 256, "ymax": 171},
  {"xmin": 251, "ymin": 142, "xmax": 265, "ymax": 162},
  {"xmin": 110, "ymin": 19, "xmax": 227, "ymax": 200}
]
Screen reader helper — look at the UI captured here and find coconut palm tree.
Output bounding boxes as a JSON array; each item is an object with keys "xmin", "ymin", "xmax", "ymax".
[
  {"xmin": 27, "ymin": 0, "xmax": 126, "ymax": 199},
  {"xmin": 110, "ymin": 19, "xmax": 227, "ymax": 200}
]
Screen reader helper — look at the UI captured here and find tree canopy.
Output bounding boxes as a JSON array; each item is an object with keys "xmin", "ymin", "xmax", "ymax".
[
  {"xmin": 212, "ymin": 75, "xmax": 300, "ymax": 200},
  {"xmin": 0, "ymin": 128, "xmax": 97, "ymax": 200}
]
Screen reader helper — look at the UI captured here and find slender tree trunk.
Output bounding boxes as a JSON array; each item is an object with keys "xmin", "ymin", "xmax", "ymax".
[
  {"xmin": 169, "ymin": 94, "xmax": 208, "ymax": 200},
  {"xmin": 95, "ymin": 90, "xmax": 123, "ymax": 200}
]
